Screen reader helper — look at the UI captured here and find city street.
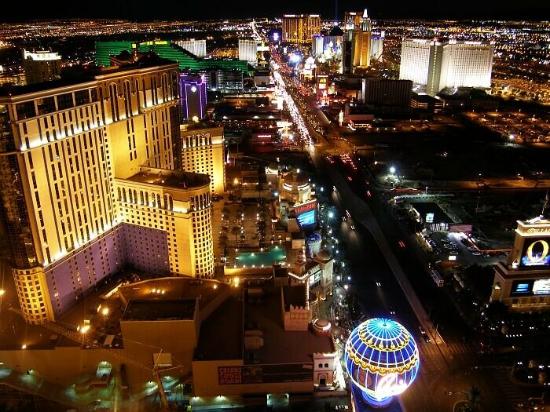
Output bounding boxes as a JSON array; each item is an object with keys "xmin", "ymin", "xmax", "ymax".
[{"xmin": 271, "ymin": 52, "xmax": 529, "ymax": 411}]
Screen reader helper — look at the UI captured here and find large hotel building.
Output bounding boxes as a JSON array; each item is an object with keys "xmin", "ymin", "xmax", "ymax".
[
  {"xmin": 282, "ymin": 14, "xmax": 321, "ymax": 45},
  {"xmin": 0, "ymin": 56, "xmax": 220, "ymax": 324},
  {"xmin": 399, "ymin": 39, "xmax": 493, "ymax": 96}
]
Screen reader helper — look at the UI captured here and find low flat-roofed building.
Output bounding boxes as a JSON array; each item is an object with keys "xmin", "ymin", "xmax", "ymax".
[
  {"xmin": 411, "ymin": 93, "xmax": 444, "ymax": 113},
  {"xmin": 192, "ymin": 282, "xmax": 336, "ymax": 397},
  {"xmin": 409, "ymin": 201, "xmax": 454, "ymax": 232},
  {"xmin": 0, "ymin": 276, "xmax": 232, "ymax": 406}
]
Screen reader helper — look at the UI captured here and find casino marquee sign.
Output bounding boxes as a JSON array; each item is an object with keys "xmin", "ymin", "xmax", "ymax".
[{"xmin": 521, "ymin": 237, "xmax": 550, "ymax": 267}]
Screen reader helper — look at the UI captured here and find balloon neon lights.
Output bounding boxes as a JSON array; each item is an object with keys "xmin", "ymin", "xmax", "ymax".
[{"xmin": 344, "ymin": 318, "xmax": 420, "ymax": 408}]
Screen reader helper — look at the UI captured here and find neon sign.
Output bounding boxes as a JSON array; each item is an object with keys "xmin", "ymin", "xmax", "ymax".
[
  {"xmin": 521, "ymin": 238, "xmax": 550, "ymax": 267},
  {"xmin": 293, "ymin": 200, "xmax": 317, "ymax": 216}
]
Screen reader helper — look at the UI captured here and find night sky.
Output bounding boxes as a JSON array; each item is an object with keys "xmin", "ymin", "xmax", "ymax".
[{"xmin": 2, "ymin": 0, "xmax": 549, "ymax": 21}]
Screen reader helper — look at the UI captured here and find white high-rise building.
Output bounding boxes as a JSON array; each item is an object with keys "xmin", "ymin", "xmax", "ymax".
[
  {"xmin": 238, "ymin": 39, "xmax": 258, "ymax": 66},
  {"xmin": 175, "ymin": 39, "xmax": 207, "ymax": 57},
  {"xmin": 399, "ymin": 38, "xmax": 493, "ymax": 96},
  {"xmin": 399, "ymin": 39, "xmax": 437, "ymax": 86},
  {"xmin": 439, "ymin": 41, "xmax": 493, "ymax": 91},
  {"xmin": 22, "ymin": 50, "xmax": 62, "ymax": 84},
  {"xmin": 370, "ymin": 35, "xmax": 384, "ymax": 61}
]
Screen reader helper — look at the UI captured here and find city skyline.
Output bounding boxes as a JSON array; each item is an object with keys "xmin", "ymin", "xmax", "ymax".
[
  {"xmin": 1, "ymin": 0, "xmax": 549, "ymax": 21},
  {"xmin": 0, "ymin": 6, "xmax": 548, "ymax": 412}
]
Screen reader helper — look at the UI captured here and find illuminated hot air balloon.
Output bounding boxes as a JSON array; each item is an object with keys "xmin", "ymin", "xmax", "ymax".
[{"xmin": 344, "ymin": 318, "xmax": 420, "ymax": 408}]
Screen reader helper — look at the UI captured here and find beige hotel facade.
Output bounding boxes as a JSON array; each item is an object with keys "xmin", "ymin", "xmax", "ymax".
[{"xmin": 0, "ymin": 59, "xmax": 223, "ymax": 324}]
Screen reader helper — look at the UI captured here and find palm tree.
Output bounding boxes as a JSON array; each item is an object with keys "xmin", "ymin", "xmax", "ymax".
[{"xmin": 231, "ymin": 226, "xmax": 240, "ymax": 246}]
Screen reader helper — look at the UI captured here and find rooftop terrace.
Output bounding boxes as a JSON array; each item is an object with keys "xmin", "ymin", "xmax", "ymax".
[{"xmin": 124, "ymin": 168, "xmax": 210, "ymax": 190}]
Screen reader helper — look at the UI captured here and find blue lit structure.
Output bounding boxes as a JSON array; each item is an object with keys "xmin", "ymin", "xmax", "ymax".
[
  {"xmin": 344, "ymin": 318, "xmax": 420, "ymax": 408},
  {"xmin": 297, "ymin": 209, "xmax": 316, "ymax": 229}
]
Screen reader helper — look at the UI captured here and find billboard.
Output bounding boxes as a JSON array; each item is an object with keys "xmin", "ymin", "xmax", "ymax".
[
  {"xmin": 293, "ymin": 200, "xmax": 317, "ymax": 229},
  {"xmin": 510, "ymin": 278, "xmax": 550, "ymax": 297},
  {"xmin": 510, "ymin": 280, "xmax": 534, "ymax": 296},
  {"xmin": 297, "ymin": 210, "xmax": 316, "ymax": 228},
  {"xmin": 520, "ymin": 237, "xmax": 550, "ymax": 268},
  {"xmin": 218, "ymin": 364, "xmax": 311, "ymax": 385},
  {"xmin": 293, "ymin": 200, "xmax": 317, "ymax": 215},
  {"xmin": 533, "ymin": 278, "xmax": 550, "ymax": 296}
]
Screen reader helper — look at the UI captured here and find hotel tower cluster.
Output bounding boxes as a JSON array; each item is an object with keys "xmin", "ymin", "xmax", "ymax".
[{"xmin": 0, "ymin": 59, "xmax": 224, "ymax": 324}]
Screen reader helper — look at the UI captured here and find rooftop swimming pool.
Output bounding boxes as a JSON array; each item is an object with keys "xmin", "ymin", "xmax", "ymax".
[{"xmin": 235, "ymin": 246, "xmax": 286, "ymax": 267}]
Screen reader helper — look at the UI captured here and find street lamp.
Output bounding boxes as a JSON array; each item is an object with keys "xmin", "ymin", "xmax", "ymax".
[
  {"xmin": 389, "ymin": 166, "xmax": 396, "ymax": 175},
  {"xmin": 328, "ymin": 211, "xmax": 335, "ymax": 219}
]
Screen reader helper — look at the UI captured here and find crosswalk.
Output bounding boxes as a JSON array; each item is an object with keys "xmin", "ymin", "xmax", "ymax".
[{"xmin": 418, "ymin": 340, "xmax": 475, "ymax": 374}]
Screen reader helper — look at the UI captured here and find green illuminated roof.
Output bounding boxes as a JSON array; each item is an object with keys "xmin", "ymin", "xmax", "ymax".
[{"xmin": 95, "ymin": 40, "xmax": 252, "ymax": 74}]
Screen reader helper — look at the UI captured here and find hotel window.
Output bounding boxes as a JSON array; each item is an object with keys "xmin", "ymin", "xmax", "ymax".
[
  {"xmin": 36, "ymin": 97, "xmax": 56, "ymax": 115},
  {"xmin": 57, "ymin": 93, "xmax": 74, "ymax": 110},
  {"xmin": 75, "ymin": 90, "xmax": 90, "ymax": 106}
]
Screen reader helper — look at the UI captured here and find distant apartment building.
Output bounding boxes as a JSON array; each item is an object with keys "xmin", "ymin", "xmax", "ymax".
[
  {"xmin": 282, "ymin": 14, "xmax": 321, "ymax": 44},
  {"xmin": 344, "ymin": 11, "xmax": 363, "ymax": 30},
  {"xmin": 370, "ymin": 34, "xmax": 384, "ymax": 61},
  {"xmin": 22, "ymin": 50, "xmax": 62, "ymax": 85},
  {"xmin": 400, "ymin": 39, "xmax": 493, "ymax": 96},
  {"xmin": 238, "ymin": 39, "xmax": 258, "ymax": 66}
]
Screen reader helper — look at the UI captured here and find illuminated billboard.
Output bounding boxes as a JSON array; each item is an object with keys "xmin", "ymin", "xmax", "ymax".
[
  {"xmin": 297, "ymin": 210, "xmax": 316, "ymax": 228},
  {"xmin": 294, "ymin": 200, "xmax": 317, "ymax": 215},
  {"xmin": 511, "ymin": 280, "xmax": 533, "ymax": 296},
  {"xmin": 511, "ymin": 278, "xmax": 550, "ymax": 297},
  {"xmin": 520, "ymin": 237, "xmax": 550, "ymax": 267},
  {"xmin": 294, "ymin": 200, "xmax": 317, "ymax": 229},
  {"xmin": 533, "ymin": 279, "xmax": 550, "ymax": 296}
]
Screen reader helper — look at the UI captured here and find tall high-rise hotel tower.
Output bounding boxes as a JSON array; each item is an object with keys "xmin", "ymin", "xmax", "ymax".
[
  {"xmin": 399, "ymin": 39, "xmax": 493, "ymax": 96},
  {"xmin": 282, "ymin": 14, "xmax": 321, "ymax": 44},
  {"xmin": 0, "ymin": 57, "xmax": 216, "ymax": 324}
]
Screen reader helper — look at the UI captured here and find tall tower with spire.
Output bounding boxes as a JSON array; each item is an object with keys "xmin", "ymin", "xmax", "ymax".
[
  {"xmin": 351, "ymin": 8, "xmax": 372, "ymax": 71},
  {"xmin": 361, "ymin": 8, "xmax": 372, "ymax": 32}
]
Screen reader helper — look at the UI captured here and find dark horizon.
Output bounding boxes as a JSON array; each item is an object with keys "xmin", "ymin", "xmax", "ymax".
[{"xmin": 1, "ymin": 0, "xmax": 549, "ymax": 23}]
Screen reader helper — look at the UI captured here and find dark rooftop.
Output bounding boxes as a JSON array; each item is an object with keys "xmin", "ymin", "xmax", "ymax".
[
  {"xmin": 273, "ymin": 265, "xmax": 288, "ymax": 278},
  {"xmin": 412, "ymin": 93, "xmax": 441, "ymax": 103},
  {"xmin": 194, "ymin": 295, "xmax": 243, "ymax": 361},
  {"xmin": 125, "ymin": 168, "xmax": 210, "ymax": 189},
  {"xmin": 410, "ymin": 201, "xmax": 454, "ymax": 224},
  {"xmin": 194, "ymin": 284, "xmax": 334, "ymax": 365},
  {"xmin": 283, "ymin": 284, "xmax": 307, "ymax": 311},
  {"xmin": 245, "ymin": 287, "xmax": 334, "ymax": 364},
  {"xmin": 118, "ymin": 277, "xmax": 228, "ymax": 309},
  {"xmin": 122, "ymin": 299, "xmax": 197, "ymax": 321},
  {"xmin": 328, "ymin": 25, "xmax": 344, "ymax": 36}
]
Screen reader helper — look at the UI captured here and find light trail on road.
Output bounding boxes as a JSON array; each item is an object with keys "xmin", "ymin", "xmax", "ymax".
[{"xmin": 272, "ymin": 64, "xmax": 314, "ymax": 147}]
